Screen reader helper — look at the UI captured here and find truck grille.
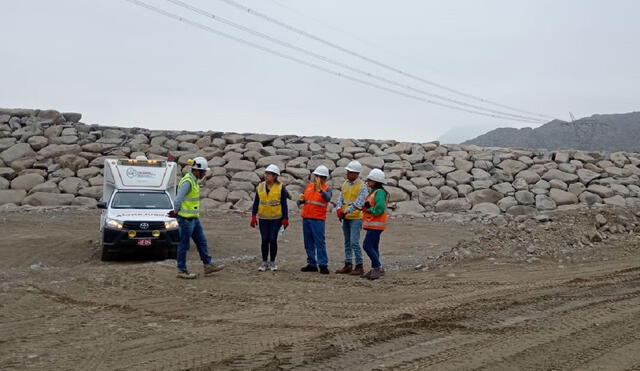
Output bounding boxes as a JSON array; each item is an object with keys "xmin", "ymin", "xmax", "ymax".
[{"xmin": 123, "ymin": 221, "xmax": 166, "ymax": 230}]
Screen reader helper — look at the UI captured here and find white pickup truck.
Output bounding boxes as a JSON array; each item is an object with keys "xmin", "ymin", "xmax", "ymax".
[{"xmin": 97, "ymin": 157, "xmax": 179, "ymax": 261}]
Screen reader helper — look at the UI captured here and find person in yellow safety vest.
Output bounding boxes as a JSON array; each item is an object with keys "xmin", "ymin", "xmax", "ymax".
[
  {"xmin": 335, "ymin": 160, "xmax": 369, "ymax": 276},
  {"xmin": 168, "ymin": 157, "xmax": 225, "ymax": 279},
  {"xmin": 250, "ymin": 164, "xmax": 289, "ymax": 272},
  {"xmin": 360, "ymin": 168, "xmax": 390, "ymax": 280}
]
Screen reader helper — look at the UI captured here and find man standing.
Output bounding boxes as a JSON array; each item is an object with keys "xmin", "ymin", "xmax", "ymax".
[
  {"xmin": 168, "ymin": 157, "xmax": 224, "ymax": 279},
  {"xmin": 335, "ymin": 161, "xmax": 368, "ymax": 276}
]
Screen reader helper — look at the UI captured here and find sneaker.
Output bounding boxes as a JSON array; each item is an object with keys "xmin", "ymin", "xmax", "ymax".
[
  {"xmin": 319, "ymin": 265, "xmax": 330, "ymax": 275},
  {"xmin": 177, "ymin": 270, "xmax": 197, "ymax": 279},
  {"xmin": 335, "ymin": 263, "xmax": 353, "ymax": 274},
  {"xmin": 269, "ymin": 262, "xmax": 278, "ymax": 271},
  {"xmin": 258, "ymin": 261, "xmax": 268, "ymax": 272},
  {"xmin": 300, "ymin": 264, "xmax": 318, "ymax": 272},
  {"xmin": 349, "ymin": 264, "xmax": 364, "ymax": 276},
  {"xmin": 204, "ymin": 263, "xmax": 225, "ymax": 276}
]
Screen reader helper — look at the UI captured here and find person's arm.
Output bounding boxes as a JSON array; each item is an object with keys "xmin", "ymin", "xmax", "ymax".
[
  {"xmin": 368, "ymin": 189, "xmax": 387, "ymax": 216},
  {"xmin": 320, "ymin": 188, "xmax": 332, "ymax": 202},
  {"xmin": 251, "ymin": 192, "xmax": 259, "ymax": 216},
  {"xmin": 281, "ymin": 187, "xmax": 289, "ymax": 219},
  {"xmin": 173, "ymin": 181, "xmax": 191, "ymax": 212},
  {"xmin": 345, "ymin": 184, "xmax": 368, "ymax": 214}
]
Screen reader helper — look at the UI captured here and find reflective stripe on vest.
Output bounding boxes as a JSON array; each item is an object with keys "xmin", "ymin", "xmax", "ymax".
[
  {"xmin": 256, "ymin": 182, "xmax": 283, "ymax": 220},
  {"xmin": 341, "ymin": 179, "xmax": 364, "ymax": 220},
  {"xmin": 178, "ymin": 173, "xmax": 200, "ymax": 218},
  {"xmin": 362, "ymin": 189, "xmax": 388, "ymax": 230},
  {"xmin": 301, "ymin": 182, "xmax": 329, "ymax": 220}
]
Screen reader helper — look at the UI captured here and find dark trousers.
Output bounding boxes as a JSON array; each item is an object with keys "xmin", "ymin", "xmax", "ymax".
[
  {"xmin": 259, "ymin": 219, "xmax": 281, "ymax": 262},
  {"xmin": 362, "ymin": 229, "xmax": 383, "ymax": 268}
]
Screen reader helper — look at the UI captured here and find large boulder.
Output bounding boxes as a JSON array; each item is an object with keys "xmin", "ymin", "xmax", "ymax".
[
  {"xmin": 231, "ymin": 171, "xmax": 261, "ymax": 184},
  {"xmin": 38, "ymin": 144, "xmax": 81, "ymax": 158},
  {"xmin": 472, "ymin": 202, "xmax": 501, "ymax": 214},
  {"xmin": 0, "ymin": 143, "xmax": 36, "ymax": 165},
  {"xmin": 417, "ymin": 186, "xmax": 441, "ymax": 207},
  {"xmin": 535, "ymin": 194, "xmax": 557, "ymax": 211},
  {"xmin": 57, "ymin": 154, "xmax": 89, "ymax": 172},
  {"xmin": 497, "ymin": 196, "xmax": 518, "ymax": 212},
  {"xmin": 604, "ymin": 195, "xmax": 627, "ymax": 207},
  {"xmin": 542, "ymin": 169, "xmax": 579, "ymax": 183},
  {"xmin": 22, "ymin": 192, "xmax": 74, "ymax": 206},
  {"xmin": 586, "ymin": 184, "xmax": 614, "ymax": 198},
  {"xmin": 506, "ymin": 205, "xmax": 537, "ymax": 216},
  {"xmin": 358, "ymin": 156, "xmax": 384, "ymax": 169},
  {"xmin": 498, "ymin": 159, "xmax": 528, "ymax": 174},
  {"xmin": 467, "ymin": 189, "xmax": 502, "ymax": 205},
  {"xmin": 10, "ymin": 174, "xmax": 45, "ymax": 191},
  {"xmin": 393, "ymin": 200, "xmax": 426, "ymax": 215},
  {"xmin": 0, "ymin": 189, "xmax": 27, "ymax": 205},
  {"xmin": 435, "ymin": 199, "xmax": 471, "ymax": 212},
  {"xmin": 515, "ymin": 190, "xmax": 535, "ymax": 205},
  {"xmin": 579, "ymin": 191, "xmax": 602, "ymax": 205},
  {"xmin": 515, "ymin": 170, "xmax": 541, "ymax": 184},
  {"xmin": 224, "ymin": 159, "xmax": 256, "ymax": 172},
  {"xmin": 446, "ymin": 170, "xmax": 472, "ymax": 185},
  {"xmin": 549, "ymin": 188, "xmax": 578, "ymax": 205},
  {"xmin": 78, "ymin": 186, "xmax": 103, "ymax": 200},
  {"xmin": 385, "ymin": 186, "xmax": 409, "ymax": 202}
]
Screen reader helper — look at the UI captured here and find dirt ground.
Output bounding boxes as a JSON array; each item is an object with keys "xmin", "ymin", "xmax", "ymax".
[{"xmin": 2, "ymin": 208, "xmax": 640, "ymax": 370}]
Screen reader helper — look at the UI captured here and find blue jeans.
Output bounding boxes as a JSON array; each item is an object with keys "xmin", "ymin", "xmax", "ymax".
[
  {"xmin": 342, "ymin": 219, "xmax": 363, "ymax": 265},
  {"xmin": 177, "ymin": 217, "xmax": 212, "ymax": 272},
  {"xmin": 259, "ymin": 218, "xmax": 281, "ymax": 262},
  {"xmin": 362, "ymin": 229, "xmax": 383, "ymax": 268},
  {"xmin": 302, "ymin": 218, "xmax": 328, "ymax": 267}
]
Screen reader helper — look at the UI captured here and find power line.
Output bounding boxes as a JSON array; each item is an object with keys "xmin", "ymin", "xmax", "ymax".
[
  {"xmin": 123, "ymin": 0, "xmax": 543, "ymax": 123},
  {"xmin": 215, "ymin": 0, "xmax": 554, "ymax": 120},
  {"xmin": 162, "ymin": 0, "xmax": 545, "ymax": 123}
]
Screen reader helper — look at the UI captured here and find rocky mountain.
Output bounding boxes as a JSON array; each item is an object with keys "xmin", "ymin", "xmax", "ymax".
[{"xmin": 464, "ymin": 112, "xmax": 640, "ymax": 152}]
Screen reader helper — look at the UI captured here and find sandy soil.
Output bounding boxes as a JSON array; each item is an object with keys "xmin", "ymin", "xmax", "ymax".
[{"xmin": 2, "ymin": 208, "xmax": 640, "ymax": 370}]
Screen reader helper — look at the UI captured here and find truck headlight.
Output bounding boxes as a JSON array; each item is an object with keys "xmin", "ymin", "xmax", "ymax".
[
  {"xmin": 106, "ymin": 218, "xmax": 124, "ymax": 230},
  {"xmin": 165, "ymin": 220, "xmax": 179, "ymax": 229}
]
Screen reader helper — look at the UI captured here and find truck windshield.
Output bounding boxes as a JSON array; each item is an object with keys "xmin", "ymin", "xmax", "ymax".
[{"xmin": 111, "ymin": 192, "xmax": 173, "ymax": 209}]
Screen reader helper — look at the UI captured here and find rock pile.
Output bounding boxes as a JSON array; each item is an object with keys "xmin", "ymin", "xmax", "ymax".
[{"xmin": 3, "ymin": 107, "xmax": 640, "ymax": 216}]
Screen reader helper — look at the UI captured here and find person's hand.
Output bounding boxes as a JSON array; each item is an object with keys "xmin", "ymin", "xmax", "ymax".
[
  {"xmin": 281, "ymin": 218, "xmax": 289, "ymax": 229},
  {"xmin": 363, "ymin": 201, "xmax": 371, "ymax": 209},
  {"xmin": 250, "ymin": 215, "xmax": 257, "ymax": 228},
  {"xmin": 336, "ymin": 209, "xmax": 345, "ymax": 220},
  {"xmin": 167, "ymin": 210, "xmax": 178, "ymax": 218}
]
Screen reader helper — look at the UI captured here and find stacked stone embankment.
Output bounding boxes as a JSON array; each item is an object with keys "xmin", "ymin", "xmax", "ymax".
[{"xmin": 2, "ymin": 108, "xmax": 640, "ymax": 217}]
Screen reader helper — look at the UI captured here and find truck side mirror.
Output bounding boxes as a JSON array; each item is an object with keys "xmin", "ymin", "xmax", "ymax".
[{"xmin": 97, "ymin": 202, "xmax": 107, "ymax": 209}]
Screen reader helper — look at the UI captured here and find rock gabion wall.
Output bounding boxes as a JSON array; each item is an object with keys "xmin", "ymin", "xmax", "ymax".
[{"xmin": 2, "ymin": 108, "xmax": 640, "ymax": 217}]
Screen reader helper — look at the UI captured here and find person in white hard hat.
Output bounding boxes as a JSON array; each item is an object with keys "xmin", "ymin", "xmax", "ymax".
[
  {"xmin": 250, "ymin": 164, "xmax": 289, "ymax": 272},
  {"xmin": 335, "ymin": 160, "xmax": 368, "ymax": 276},
  {"xmin": 360, "ymin": 168, "xmax": 390, "ymax": 280},
  {"xmin": 297, "ymin": 165, "xmax": 332, "ymax": 275},
  {"xmin": 168, "ymin": 157, "xmax": 225, "ymax": 279}
]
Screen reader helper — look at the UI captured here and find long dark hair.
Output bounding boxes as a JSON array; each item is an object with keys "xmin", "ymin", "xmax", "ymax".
[{"xmin": 369, "ymin": 181, "xmax": 388, "ymax": 199}]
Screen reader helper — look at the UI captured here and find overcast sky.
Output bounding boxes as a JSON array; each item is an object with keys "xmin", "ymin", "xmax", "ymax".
[{"xmin": 1, "ymin": 0, "xmax": 639, "ymax": 142}]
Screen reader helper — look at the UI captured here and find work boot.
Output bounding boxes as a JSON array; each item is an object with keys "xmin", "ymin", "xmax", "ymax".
[
  {"xmin": 300, "ymin": 264, "xmax": 318, "ymax": 272},
  {"xmin": 258, "ymin": 261, "xmax": 268, "ymax": 272},
  {"xmin": 177, "ymin": 270, "xmax": 197, "ymax": 279},
  {"xmin": 269, "ymin": 261, "xmax": 278, "ymax": 271},
  {"xmin": 335, "ymin": 263, "xmax": 353, "ymax": 274},
  {"xmin": 367, "ymin": 267, "xmax": 384, "ymax": 280},
  {"xmin": 204, "ymin": 263, "xmax": 225, "ymax": 276},
  {"xmin": 361, "ymin": 269, "xmax": 373, "ymax": 279},
  {"xmin": 319, "ymin": 265, "xmax": 330, "ymax": 275},
  {"xmin": 349, "ymin": 264, "xmax": 364, "ymax": 276}
]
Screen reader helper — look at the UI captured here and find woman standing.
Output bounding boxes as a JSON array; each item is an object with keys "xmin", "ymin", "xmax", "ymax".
[
  {"xmin": 250, "ymin": 164, "xmax": 289, "ymax": 271},
  {"xmin": 361, "ymin": 168, "xmax": 389, "ymax": 280}
]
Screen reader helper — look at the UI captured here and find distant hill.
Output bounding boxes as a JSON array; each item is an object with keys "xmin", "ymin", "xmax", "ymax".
[{"xmin": 463, "ymin": 112, "xmax": 640, "ymax": 152}]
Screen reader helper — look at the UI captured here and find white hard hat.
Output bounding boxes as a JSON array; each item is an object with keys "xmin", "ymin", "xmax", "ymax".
[
  {"xmin": 366, "ymin": 168, "xmax": 386, "ymax": 184},
  {"xmin": 265, "ymin": 164, "xmax": 281, "ymax": 176},
  {"xmin": 192, "ymin": 156, "xmax": 209, "ymax": 171},
  {"xmin": 345, "ymin": 160, "xmax": 362, "ymax": 173},
  {"xmin": 313, "ymin": 165, "xmax": 330, "ymax": 178}
]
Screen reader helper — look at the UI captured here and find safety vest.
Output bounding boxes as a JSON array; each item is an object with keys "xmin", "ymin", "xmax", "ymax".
[
  {"xmin": 301, "ymin": 182, "xmax": 329, "ymax": 220},
  {"xmin": 363, "ymin": 189, "xmax": 389, "ymax": 230},
  {"xmin": 178, "ymin": 173, "xmax": 200, "ymax": 218},
  {"xmin": 256, "ymin": 181, "xmax": 283, "ymax": 220},
  {"xmin": 341, "ymin": 179, "xmax": 364, "ymax": 220}
]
